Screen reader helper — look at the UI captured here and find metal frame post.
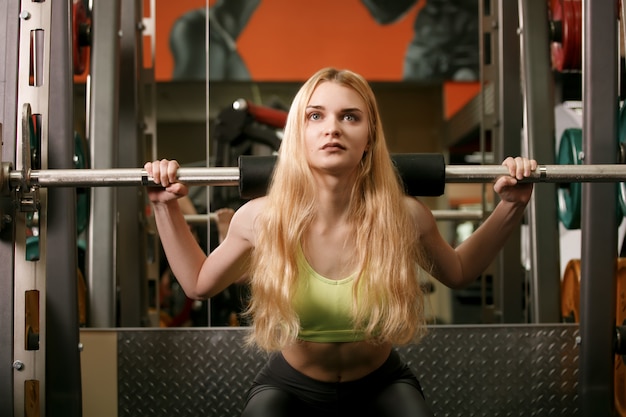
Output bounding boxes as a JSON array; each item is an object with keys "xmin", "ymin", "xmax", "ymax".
[
  {"xmin": 481, "ymin": 0, "xmax": 527, "ymax": 323},
  {"xmin": 87, "ymin": 0, "xmax": 121, "ymax": 327},
  {"xmin": 518, "ymin": 0, "xmax": 561, "ymax": 323},
  {"xmin": 580, "ymin": 1, "xmax": 619, "ymax": 415},
  {"xmin": 117, "ymin": 0, "xmax": 150, "ymax": 327},
  {"xmin": 46, "ymin": 0, "xmax": 82, "ymax": 414},
  {"xmin": 13, "ymin": 0, "xmax": 52, "ymax": 415},
  {"xmin": 0, "ymin": 0, "xmax": 20, "ymax": 415},
  {"xmin": 141, "ymin": 0, "xmax": 160, "ymax": 326}
]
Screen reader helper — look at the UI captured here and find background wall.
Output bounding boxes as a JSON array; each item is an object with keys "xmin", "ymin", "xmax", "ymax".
[
  {"xmin": 150, "ymin": 0, "xmax": 481, "ymax": 120},
  {"xmin": 154, "ymin": 0, "xmax": 422, "ymax": 82}
]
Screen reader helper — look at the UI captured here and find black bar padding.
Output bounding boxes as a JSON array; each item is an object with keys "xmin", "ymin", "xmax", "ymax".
[
  {"xmin": 238, "ymin": 153, "xmax": 446, "ymax": 199},
  {"xmin": 392, "ymin": 153, "xmax": 445, "ymax": 197},
  {"xmin": 239, "ymin": 155, "xmax": 277, "ymax": 199}
]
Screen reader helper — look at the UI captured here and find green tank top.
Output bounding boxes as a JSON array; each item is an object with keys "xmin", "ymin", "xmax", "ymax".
[{"xmin": 293, "ymin": 247, "xmax": 366, "ymax": 343}]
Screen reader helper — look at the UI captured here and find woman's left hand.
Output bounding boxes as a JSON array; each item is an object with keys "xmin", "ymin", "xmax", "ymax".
[{"xmin": 494, "ymin": 156, "xmax": 537, "ymax": 204}]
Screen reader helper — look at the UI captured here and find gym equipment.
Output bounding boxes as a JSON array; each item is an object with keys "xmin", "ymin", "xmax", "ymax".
[
  {"xmin": 561, "ymin": 258, "xmax": 581, "ymax": 322},
  {"xmin": 212, "ymin": 99, "xmax": 285, "ymax": 212},
  {"xmin": 549, "ymin": 0, "xmax": 582, "ymax": 72},
  {"xmin": 616, "ymin": 259, "xmax": 626, "ymax": 416},
  {"xmin": 6, "ymin": 154, "xmax": 626, "ymax": 196},
  {"xmin": 72, "ymin": 0, "xmax": 90, "ymax": 75},
  {"xmin": 185, "ymin": 209, "xmax": 485, "ymax": 224},
  {"xmin": 237, "ymin": 154, "xmax": 448, "ymax": 199},
  {"xmin": 556, "ymin": 126, "xmax": 625, "ymax": 229},
  {"xmin": 6, "ymin": 148, "xmax": 626, "ymax": 235},
  {"xmin": 557, "ymin": 128, "xmax": 583, "ymax": 229},
  {"xmin": 618, "ymin": 102, "xmax": 626, "ymax": 218},
  {"xmin": 73, "ymin": 131, "xmax": 90, "ymax": 235},
  {"xmin": 111, "ymin": 325, "xmax": 580, "ymax": 416},
  {"xmin": 232, "ymin": 98, "xmax": 288, "ymax": 129},
  {"xmin": 560, "ymin": 257, "xmax": 626, "ymax": 416},
  {"xmin": 1, "ymin": 1, "xmax": 623, "ymax": 415}
]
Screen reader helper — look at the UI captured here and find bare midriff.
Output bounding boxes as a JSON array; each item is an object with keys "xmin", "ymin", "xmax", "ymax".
[{"xmin": 281, "ymin": 339, "xmax": 392, "ymax": 383}]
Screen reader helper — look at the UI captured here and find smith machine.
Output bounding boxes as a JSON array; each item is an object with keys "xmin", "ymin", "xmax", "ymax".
[{"xmin": 1, "ymin": 0, "xmax": 626, "ymax": 416}]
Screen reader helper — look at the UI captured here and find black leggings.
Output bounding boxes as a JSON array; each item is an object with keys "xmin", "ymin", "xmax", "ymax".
[{"xmin": 241, "ymin": 350, "xmax": 435, "ymax": 417}]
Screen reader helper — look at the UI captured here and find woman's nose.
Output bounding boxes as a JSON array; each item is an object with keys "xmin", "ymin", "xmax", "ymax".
[{"xmin": 323, "ymin": 119, "xmax": 340, "ymax": 136}]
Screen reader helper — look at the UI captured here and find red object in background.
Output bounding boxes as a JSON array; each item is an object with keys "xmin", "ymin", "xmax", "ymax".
[
  {"xmin": 233, "ymin": 99, "xmax": 287, "ymax": 129},
  {"xmin": 72, "ymin": 0, "xmax": 90, "ymax": 75},
  {"xmin": 549, "ymin": 0, "xmax": 582, "ymax": 72}
]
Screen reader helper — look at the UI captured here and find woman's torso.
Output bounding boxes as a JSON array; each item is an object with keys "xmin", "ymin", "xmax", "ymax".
[
  {"xmin": 281, "ymin": 339, "xmax": 392, "ymax": 382},
  {"xmin": 284, "ymin": 217, "xmax": 391, "ymax": 382},
  {"xmin": 244, "ymin": 196, "xmax": 418, "ymax": 383}
]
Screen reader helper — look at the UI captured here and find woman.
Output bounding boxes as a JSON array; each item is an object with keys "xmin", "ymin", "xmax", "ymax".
[{"xmin": 145, "ymin": 67, "xmax": 536, "ymax": 417}]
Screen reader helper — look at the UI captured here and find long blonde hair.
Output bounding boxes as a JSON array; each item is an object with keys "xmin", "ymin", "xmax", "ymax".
[{"xmin": 246, "ymin": 67, "xmax": 428, "ymax": 351}]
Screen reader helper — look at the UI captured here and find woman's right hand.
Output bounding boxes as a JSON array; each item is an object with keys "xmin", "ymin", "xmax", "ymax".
[{"xmin": 144, "ymin": 159, "xmax": 189, "ymax": 203}]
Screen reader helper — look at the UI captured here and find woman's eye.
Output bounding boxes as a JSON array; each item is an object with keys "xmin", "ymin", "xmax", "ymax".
[
  {"xmin": 344, "ymin": 113, "xmax": 357, "ymax": 122},
  {"xmin": 309, "ymin": 112, "xmax": 321, "ymax": 121}
]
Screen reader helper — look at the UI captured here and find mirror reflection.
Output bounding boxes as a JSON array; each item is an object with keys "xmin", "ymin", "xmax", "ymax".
[
  {"xmin": 73, "ymin": 1, "xmax": 585, "ymax": 329},
  {"xmin": 150, "ymin": 0, "xmax": 491, "ymax": 328}
]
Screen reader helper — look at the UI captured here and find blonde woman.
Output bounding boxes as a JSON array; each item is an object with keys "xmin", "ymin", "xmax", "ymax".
[{"xmin": 145, "ymin": 67, "xmax": 536, "ymax": 416}]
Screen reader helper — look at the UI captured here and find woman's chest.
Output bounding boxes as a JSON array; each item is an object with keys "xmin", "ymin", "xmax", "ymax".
[{"xmin": 302, "ymin": 233, "xmax": 358, "ymax": 280}]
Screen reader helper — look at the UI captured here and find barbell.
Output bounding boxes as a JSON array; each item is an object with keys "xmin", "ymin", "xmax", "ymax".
[
  {"xmin": 185, "ymin": 210, "xmax": 485, "ymax": 224},
  {"xmin": 3, "ymin": 154, "xmax": 626, "ymax": 200}
]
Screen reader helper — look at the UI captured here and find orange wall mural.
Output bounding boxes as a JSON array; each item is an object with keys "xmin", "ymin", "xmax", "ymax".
[{"xmin": 155, "ymin": 0, "xmax": 423, "ymax": 82}]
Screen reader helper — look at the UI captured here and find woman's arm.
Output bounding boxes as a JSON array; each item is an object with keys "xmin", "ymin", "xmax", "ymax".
[
  {"xmin": 145, "ymin": 160, "xmax": 256, "ymax": 299},
  {"xmin": 414, "ymin": 156, "xmax": 536, "ymax": 288}
]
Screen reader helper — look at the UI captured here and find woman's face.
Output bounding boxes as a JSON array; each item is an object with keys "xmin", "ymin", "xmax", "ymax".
[{"xmin": 303, "ymin": 81, "xmax": 370, "ymax": 177}]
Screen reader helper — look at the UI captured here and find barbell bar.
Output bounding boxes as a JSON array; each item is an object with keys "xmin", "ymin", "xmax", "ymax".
[
  {"xmin": 184, "ymin": 210, "xmax": 485, "ymax": 224},
  {"xmin": 15, "ymin": 164, "xmax": 626, "ymax": 185},
  {"xmin": 2, "ymin": 154, "xmax": 626, "ymax": 199}
]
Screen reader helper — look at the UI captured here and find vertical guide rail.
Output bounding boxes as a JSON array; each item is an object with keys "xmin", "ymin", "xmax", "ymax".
[
  {"xmin": 117, "ymin": 0, "xmax": 150, "ymax": 327},
  {"xmin": 479, "ymin": 0, "xmax": 499, "ymax": 323},
  {"xmin": 580, "ymin": 2, "xmax": 619, "ymax": 415},
  {"xmin": 517, "ymin": 0, "xmax": 561, "ymax": 323},
  {"xmin": 141, "ymin": 0, "xmax": 161, "ymax": 327},
  {"xmin": 142, "ymin": 0, "xmax": 157, "ymax": 163},
  {"xmin": 87, "ymin": 0, "xmax": 121, "ymax": 327},
  {"xmin": 483, "ymin": 0, "xmax": 526, "ymax": 323},
  {"xmin": 205, "ymin": 0, "xmax": 212, "ymax": 326},
  {"xmin": 14, "ymin": 1, "xmax": 52, "ymax": 416},
  {"xmin": 0, "ymin": 1, "xmax": 20, "ymax": 416},
  {"xmin": 46, "ymin": 0, "xmax": 82, "ymax": 414}
]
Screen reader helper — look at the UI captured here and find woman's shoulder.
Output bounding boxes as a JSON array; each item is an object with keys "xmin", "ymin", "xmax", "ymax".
[
  {"xmin": 402, "ymin": 195, "xmax": 428, "ymax": 212},
  {"xmin": 402, "ymin": 195, "xmax": 437, "ymax": 232},
  {"xmin": 231, "ymin": 197, "xmax": 267, "ymax": 228},
  {"xmin": 237, "ymin": 196, "xmax": 267, "ymax": 214},
  {"xmin": 226, "ymin": 197, "xmax": 267, "ymax": 245}
]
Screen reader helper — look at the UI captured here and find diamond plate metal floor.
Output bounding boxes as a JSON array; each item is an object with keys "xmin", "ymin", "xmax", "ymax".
[{"xmin": 118, "ymin": 324, "xmax": 580, "ymax": 417}]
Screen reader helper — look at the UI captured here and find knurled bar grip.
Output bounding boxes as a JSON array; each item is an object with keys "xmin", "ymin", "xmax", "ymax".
[{"xmin": 5, "ymin": 153, "xmax": 626, "ymax": 198}]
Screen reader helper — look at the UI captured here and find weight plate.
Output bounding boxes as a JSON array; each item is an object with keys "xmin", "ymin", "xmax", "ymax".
[
  {"xmin": 561, "ymin": 258, "xmax": 626, "ymax": 414},
  {"xmin": 74, "ymin": 131, "xmax": 90, "ymax": 235},
  {"xmin": 72, "ymin": 0, "xmax": 89, "ymax": 75},
  {"xmin": 561, "ymin": 258, "xmax": 580, "ymax": 322},
  {"xmin": 618, "ymin": 103, "xmax": 626, "ymax": 219},
  {"xmin": 616, "ymin": 259, "xmax": 626, "ymax": 416},
  {"xmin": 549, "ymin": 0, "xmax": 582, "ymax": 72},
  {"xmin": 557, "ymin": 128, "xmax": 583, "ymax": 229}
]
